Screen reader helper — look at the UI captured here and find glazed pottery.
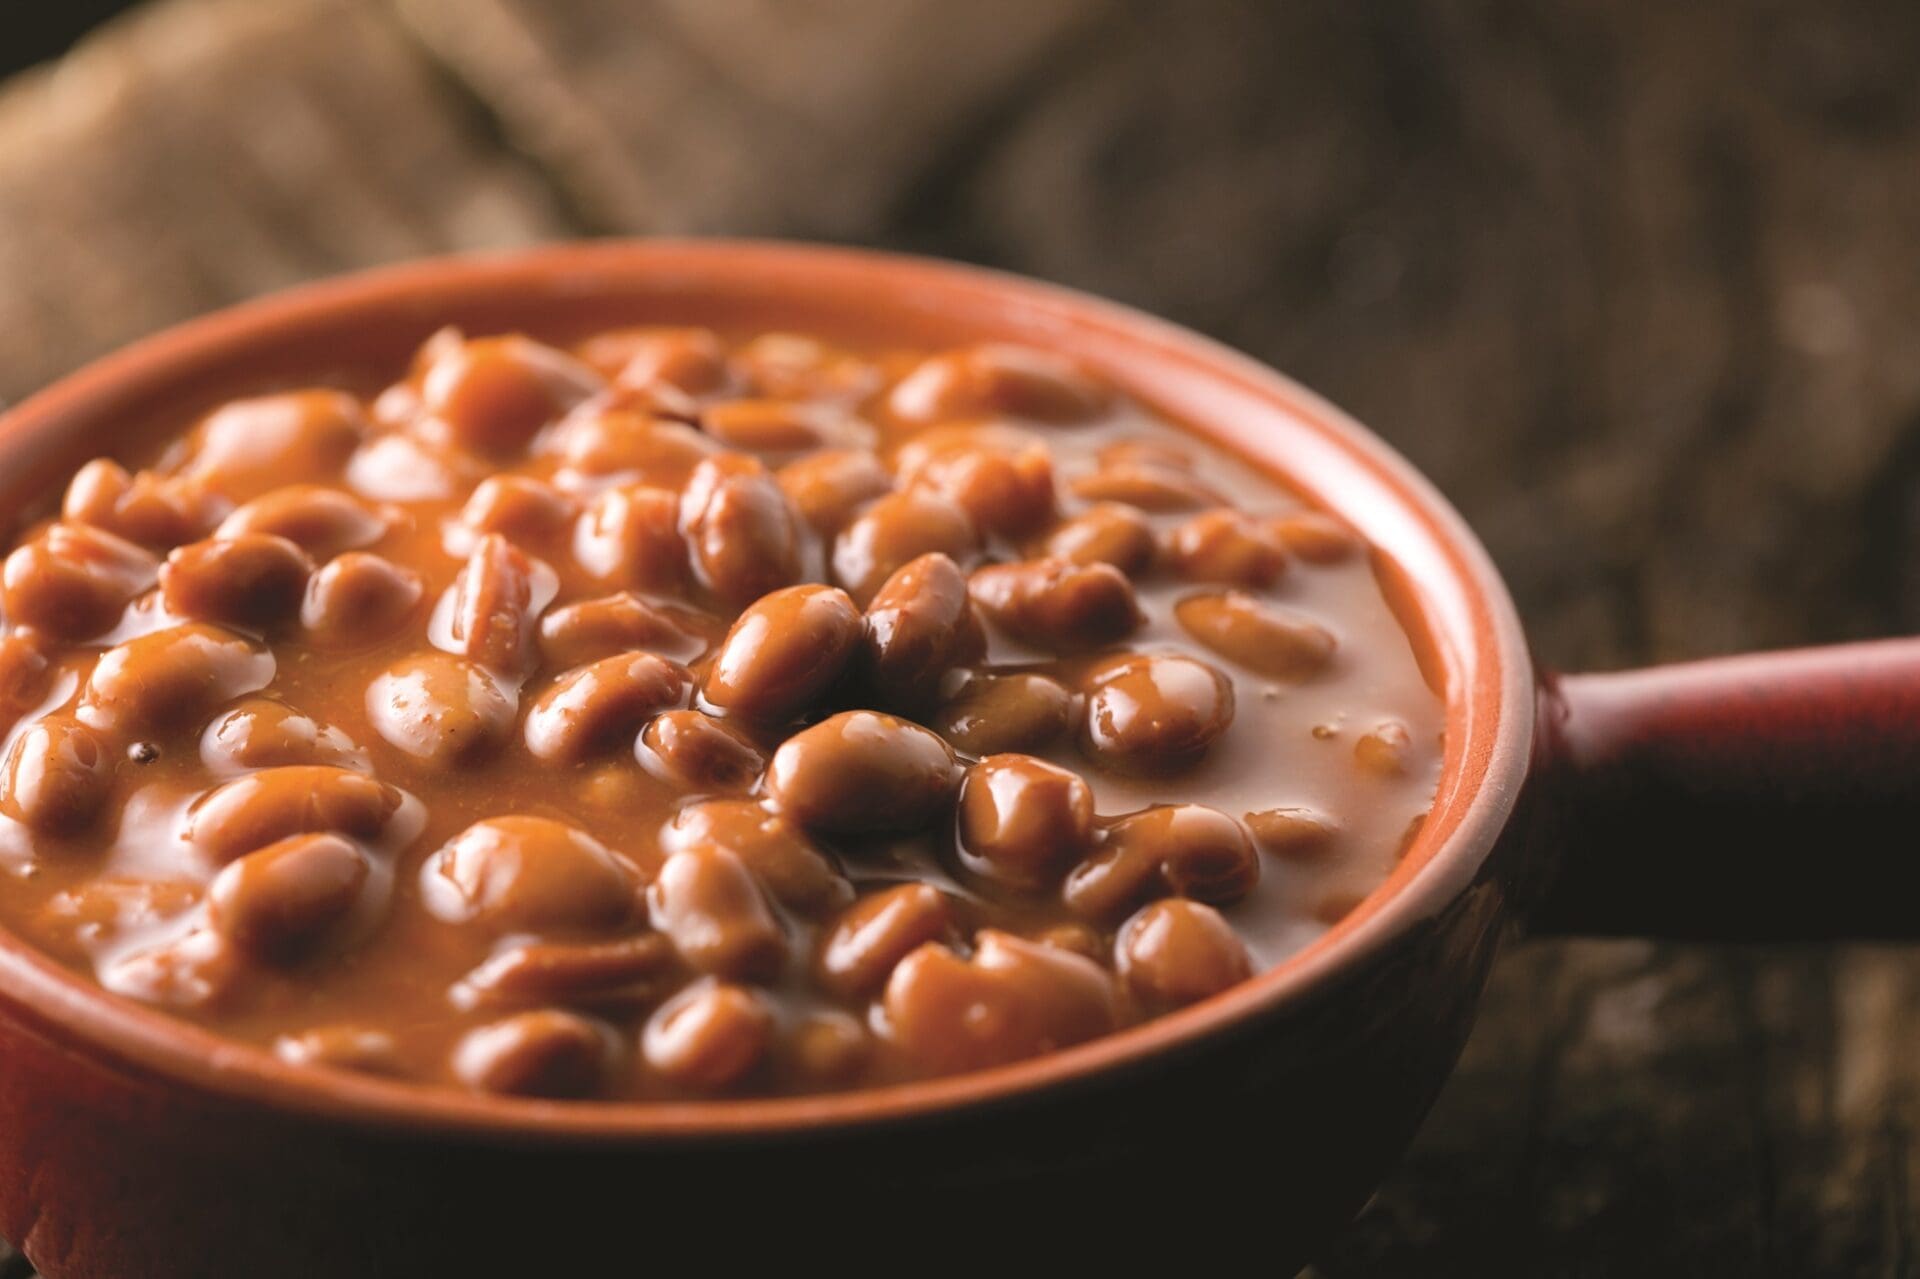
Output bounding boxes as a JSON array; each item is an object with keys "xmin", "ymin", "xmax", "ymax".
[{"xmin": 0, "ymin": 242, "xmax": 1912, "ymax": 1276}]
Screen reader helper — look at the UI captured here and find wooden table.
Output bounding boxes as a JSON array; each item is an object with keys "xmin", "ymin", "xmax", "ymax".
[{"xmin": 3, "ymin": 1, "xmax": 1919, "ymax": 1272}]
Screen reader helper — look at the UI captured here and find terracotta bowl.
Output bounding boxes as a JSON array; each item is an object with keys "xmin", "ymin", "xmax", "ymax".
[{"xmin": 1, "ymin": 242, "xmax": 1912, "ymax": 1277}]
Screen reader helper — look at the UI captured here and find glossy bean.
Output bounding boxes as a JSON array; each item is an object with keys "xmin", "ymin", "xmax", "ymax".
[
  {"xmin": 79, "ymin": 623, "xmax": 275, "ymax": 737},
  {"xmin": 365, "ymin": 653, "xmax": 516, "ymax": 767},
  {"xmin": 859, "ymin": 553, "xmax": 984, "ymax": 710},
  {"xmin": 215, "ymin": 485, "xmax": 388, "ymax": 560},
  {"xmin": 453, "ymin": 1009, "xmax": 616, "ymax": 1098},
  {"xmin": 831, "ymin": 488, "xmax": 978, "ymax": 606},
  {"xmin": 956, "ymin": 754, "xmax": 1096, "ymax": 889},
  {"xmin": 642, "ymin": 980, "xmax": 773, "ymax": 1091},
  {"xmin": 969, "ymin": 557, "xmax": 1142, "ymax": 652},
  {"xmin": 208, "ymin": 832, "xmax": 376, "ymax": 963},
  {"xmin": 1080, "ymin": 654, "xmax": 1234, "ymax": 772},
  {"xmin": 702, "ymin": 584, "xmax": 861, "ymax": 721},
  {"xmin": 646, "ymin": 845, "xmax": 787, "ymax": 980},
  {"xmin": 1, "ymin": 717, "xmax": 113, "ymax": 835},
  {"xmin": 635, "ymin": 711, "xmax": 765, "ymax": 793},
  {"xmin": 766, "ymin": 711, "xmax": 959, "ymax": 836},
  {"xmin": 679, "ymin": 454, "xmax": 804, "ymax": 607},
  {"xmin": 2, "ymin": 522, "xmax": 159, "ymax": 638},
  {"xmin": 187, "ymin": 765, "xmax": 409, "ymax": 865},
  {"xmin": 1115, "ymin": 898, "xmax": 1252, "ymax": 1008},
  {"xmin": 523, "ymin": 653, "xmax": 691, "ymax": 762},
  {"xmin": 1173, "ymin": 591, "xmax": 1336, "ymax": 681},
  {"xmin": 160, "ymin": 534, "xmax": 314, "ymax": 629},
  {"xmin": 421, "ymin": 816, "xmax": 641, "ymax": 933},
  {"xmin": 881, "ymin": 930, "xmax": 1117, "ymax": 1073}
]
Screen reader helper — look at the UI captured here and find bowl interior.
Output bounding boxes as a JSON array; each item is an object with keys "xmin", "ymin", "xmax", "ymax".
[{"xmin": 0, "ymin": 240, "xmax": 1533, "ymax": 1139}]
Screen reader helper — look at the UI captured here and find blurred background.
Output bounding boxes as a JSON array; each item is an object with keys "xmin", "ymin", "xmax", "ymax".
[{"xmin": 3, "ymin": 1, "xmax": 1919, "ymax": 1274}]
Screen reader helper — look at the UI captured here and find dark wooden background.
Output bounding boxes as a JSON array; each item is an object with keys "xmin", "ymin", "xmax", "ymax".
[{"xmin": 3, "ymin": 1, "xmax": 1919, "ymax": 1273}]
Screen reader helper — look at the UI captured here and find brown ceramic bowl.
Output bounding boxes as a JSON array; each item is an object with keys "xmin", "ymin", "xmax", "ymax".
[{"xmin": 1, "ymin": 242, "xmax": 1912, "ymax": 1277}]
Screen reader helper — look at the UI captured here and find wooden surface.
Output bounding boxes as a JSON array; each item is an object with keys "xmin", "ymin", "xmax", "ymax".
[{"xmin": 3, "ymin": 0, "xmax": 1920, "ymax": 1272}]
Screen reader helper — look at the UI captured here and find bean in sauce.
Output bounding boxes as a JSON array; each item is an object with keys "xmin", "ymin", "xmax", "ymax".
[{"xmin": 0, "ymin": 324, "xmax": 1442, "ymax": 1100}]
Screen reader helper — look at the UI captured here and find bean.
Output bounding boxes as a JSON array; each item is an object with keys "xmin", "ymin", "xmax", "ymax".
[
  {"xmin": 784, "ymin": 1011, "xmax": 872, "ymax": 1088},
  {"xmin": 1165, "ymin": 508, "xmax": 1287, "ymax": 587},
  {"xmin": 453, "ymin": 1010, "xmax": 616, "ymax": 1099},
  {"xmin": 456, "ymin": 475, "xmax": 576, "ymax": 547},
  {"xmin": 208, "ymin": 832, "xmax": 376, "ymax": 963},
  {"xmin": 1267, "ymin": 510, "xmax": 1362, "ymax": 564},
  {"xmin": 777, "ymin": 448, "xmax": 893, "ymax": 534},
  {"xmin": 439, "ymin": 534, "xmax": 550, "ymax": 677},
  {"xmin": 365, "ymin": 653, "xmax": 517, "ymax": 767},
  {"xmin": 702, "ymin": 583, "xmax": 861, "ymax": 721},
  {"xmin": 186, "ymin": 390, "xmax": 367, "ymax": 499},
  {"xmin": 548, "ymin": 412, "xmax": 718, "ymax": 487},
  {"xmin": 1244, "ymin": 806, "xmax": 1339, "ymax": 858},
  {"xmin": 635, "ymin": 711, "xmax": 765, "ymax": 793},
  {"xmin": 1042, "ymin": 503, "xmax": 1156, "ymax": 575},
  {"xmin": 1068, "ymin": 464, "xmax": 1218, "ymax": 512},
  {"xmin": 415, "ymin": 333, "xmax": 602, "ymax": 454},
  {"xmin": 64, "ymin": 460, "xmax": 227, "ymax": 548},
  {"xmin": 642, "ymin": 980, "xmax": 773, "ymax": 1091},
  {"xmin": 881, "ymin": 930, "xmax": 1116, "ymax": 1073},
  {"xmin": 702, "ymin": 398, "xmax": 874, "ymax": 456},
  {"xmin": 888, "ymin": 344, "xmax": 1109, "ymax": 424},
  {"xmin": 1173, "ymin": 591, "xmax": 1336, "ymax": 681},
  {"xmin": 892, "ymin": 422, "xmax": 1045, "ymax": 480},
  {"xmin": 301, "ymin": 553, "xmax": 425, "ymax": 646},
  {"xmin": 579, "ymin": 326, "xmax": 730, "ymax": 395},
  {"xmin": 815, "ymin": 883, "xmax": 952, "ymax": 1000},
  {"xmin": 679, "ymin": 454, "xmax": 804, "ymax": 607},
  {"xmin": 2, "ymin": 522, "xmax": 158, "ymax": 638},
  {"xmin": 79, "ymin": 623, "xmax": 274, "ymax": 737},
  {"xmin": 573, "ymin": 485, "xmax": 687, "ymax": 592},
  {"xmin": 736, "ymin": 332, "xmax": 879, "ymax": 402},
  {"xmin": 930, "ymin": 672, "xmax": 1074, "ymax": 756},
  {"xmin": 214, "ymin": 485, "xmax": 388, "ymax": 560},
  {"xmin": 832, "ymin": 488, "xmax": 979, "ymax": 606},
  {"xmin": 907, "ymin": 440, "xmax": 1056, "ymax": 536},
  {"xmin": 160, "ymin": 534, "xmax": 314, "ymax": 629},
  {"xmin": 187, "ymin": 765, "xmax": 409, "ymax": 865},
  {"xmin": 956, "ymin": 754, "xmax": 1096, "ymax": 889},
  {"xmin": 421, "ymin": 815, "xmax": 642, "ymax": 932},
  {"xmin": 766, "ymin": 711, "xmax": 959, "ymax": 836},
  {"xmin": 663, "ymin": 799, "xmax": 850, "ymax": 915},
  {"xmin": 200, "ymin": 698, "xmax": 369, "ymax": 774},
  {"xmin": 456, "ymin": 934, "xmax": 675, "ymax": 1009},
  {"xmin": 646, "ymin": 845, "xmax": 787, "ymax": 980},
  {"xmin": 859, "ymin": 553, "xmax": 984, "ymax": 710},
  {"xmin": 1354, "ymin": 719, "xmax": 1415, "ymax": 777},
  {"xmin": 1080, "ymin": 653, "xmax": 1234, "ymax": 772},
  {"xmin": 1115, "ymin": 899, "xmax": 1252, "ymax": 1008},
  {"xmin": 969, "ymin": 557, "xmax": 1142, "ymax": 652},
  {"xmin": 538, "ymin": 591, "xmax": 706, "ymax": 669},
  {"xmin": 524, "ymin": 653, "xmax": 692, "ymax": 762},
  {"xmin": 1062, "ymin": 804, "xmax": 1258, "ymax": 922},
  {"xmin": 342, "ymin": 432, "xmax": 468, "ymax": 503},
  {"xmin": 1, "ymin": 717, "xmax": 113, "ymax": 835}
]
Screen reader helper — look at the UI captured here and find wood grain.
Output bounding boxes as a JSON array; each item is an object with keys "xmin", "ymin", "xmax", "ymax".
[{"xmin": 2, "ymin": 0, "xmax": 1918, "ymax": 1272}]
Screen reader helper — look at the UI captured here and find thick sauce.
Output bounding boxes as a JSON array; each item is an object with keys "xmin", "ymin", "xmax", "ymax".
[{"xmin": 0, "ymin": 327, "xmax": 1442, "ymax": 1099}]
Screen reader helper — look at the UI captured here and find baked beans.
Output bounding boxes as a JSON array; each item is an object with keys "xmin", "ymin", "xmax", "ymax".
[{"xmin": 0, "ymin": 324, "xmax": 1442, "ymax": 1099}]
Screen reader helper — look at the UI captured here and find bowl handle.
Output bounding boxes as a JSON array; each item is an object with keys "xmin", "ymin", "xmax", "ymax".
[{"xmin": 1529, "ymin": 637, "xmax": 1920, "ymax": 939}]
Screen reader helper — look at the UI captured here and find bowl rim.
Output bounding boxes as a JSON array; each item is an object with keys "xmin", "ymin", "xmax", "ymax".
[{"xmin": 0, "ymin": 239, "xmax": 1535, "ymax": 1142}]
